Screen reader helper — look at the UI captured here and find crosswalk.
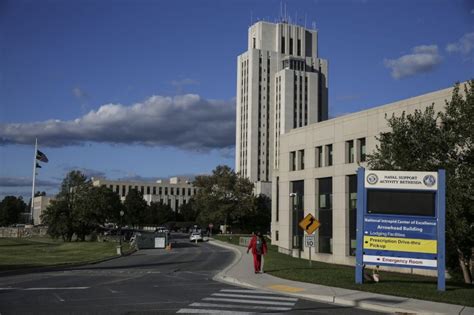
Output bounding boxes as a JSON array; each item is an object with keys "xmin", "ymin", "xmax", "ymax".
[{"xmin": 177, "ymin": 288, "xmax": 298, "ymax": 314}]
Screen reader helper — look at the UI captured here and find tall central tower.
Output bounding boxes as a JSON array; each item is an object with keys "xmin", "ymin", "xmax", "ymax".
[{"xmin": 236, "ymin": 21, "xmax": 328, "ymax": 195}]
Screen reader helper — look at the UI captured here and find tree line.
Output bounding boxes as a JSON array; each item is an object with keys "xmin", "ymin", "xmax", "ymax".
[{"xmin": 39, "ymin": 166, "xmax": 270, "ymax": 241}]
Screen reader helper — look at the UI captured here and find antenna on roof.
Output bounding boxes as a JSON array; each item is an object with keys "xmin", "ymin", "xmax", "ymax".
[
  {"xmin": 312, "ymin": 21, "xmax": 316, "ymax": 30},
  {"xmin": 304, "ymin": 13, "xmax": 307, "ymax": 28},
  {"xmin": 280, "ymin": 0, "xmax": 283, "ymax": 22}
]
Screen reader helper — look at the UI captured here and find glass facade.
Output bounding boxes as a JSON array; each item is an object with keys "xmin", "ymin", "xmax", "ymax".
[{"xmin": 318, "ymin": 177, "xmax": 332, "ymax": 253}]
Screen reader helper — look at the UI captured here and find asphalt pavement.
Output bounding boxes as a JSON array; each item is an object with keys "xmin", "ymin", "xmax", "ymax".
[{"xmin": 0, "ymin": 233, "xmax": 382, "ymax": 314}]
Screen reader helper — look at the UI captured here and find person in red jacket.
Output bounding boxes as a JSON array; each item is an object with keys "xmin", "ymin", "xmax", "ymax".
[{"xmin": 247, "ymin": 232, "xmax": 267, "ymax": 273}]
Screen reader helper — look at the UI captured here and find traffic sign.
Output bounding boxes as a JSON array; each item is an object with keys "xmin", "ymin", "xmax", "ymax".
[
  {"xmin": 299, "ymin": 214, "xmax": 320, "ymax": 235},
  {"xmin": 305, "ymin": 235, "xmax": 315, "ymax": 247}
]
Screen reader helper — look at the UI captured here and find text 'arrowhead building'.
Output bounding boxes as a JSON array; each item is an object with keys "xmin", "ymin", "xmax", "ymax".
[{"xmin": 236, "ymin": 21, "xmax": 328, "ymax": 196}]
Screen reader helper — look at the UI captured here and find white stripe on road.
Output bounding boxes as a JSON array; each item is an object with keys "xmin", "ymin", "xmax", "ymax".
[
  {"xmin": 189, "ymin": 302, "xmax": 291, "ymax": 311},
  {"xmin": 24, "ymin": 287, "xmax": 89, "ymax": 291},
  {"xmin": 212, "ymin": 292, "xmax": 297, "ymax": 301},
  {"xmin": 220, "ymin": 289, "xmax": 282, "ymax": 295},
  {"xmin": 0, "ymin": 287, "xmax": 89, "ymax": 291},
  {"xmin": 177, "ymin": 309, "xmax": 252, "ymax": 314},
  {"xmin": 203, "ymin": 297, "xmax": 295, "ymax": 306}
]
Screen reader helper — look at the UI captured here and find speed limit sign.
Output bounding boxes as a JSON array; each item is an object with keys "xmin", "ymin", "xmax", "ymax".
[{"xmin": 305, "ymin": 235, "xmax": 315, "ymax": 247}]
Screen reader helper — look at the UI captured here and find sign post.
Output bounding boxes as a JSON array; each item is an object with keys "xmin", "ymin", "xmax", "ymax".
[
  {"xmin": 356, "ymin": 168, "xmax": 445, "ymax": 291},
  {"xmin": 299, "ymin": 213, "xmax": 320, "ymax": 268}
]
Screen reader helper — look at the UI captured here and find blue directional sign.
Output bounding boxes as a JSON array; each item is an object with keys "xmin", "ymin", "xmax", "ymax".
[{"xmin": 355, "ymin": 168, "xmax": 446, "ymax": 291}]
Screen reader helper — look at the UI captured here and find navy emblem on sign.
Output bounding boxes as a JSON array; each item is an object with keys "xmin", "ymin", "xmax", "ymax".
[
  {"xmin": 367, "ymin": 173, "xmax": 378, "ymax": 185},
  {"xmin": 423, "ymin": 175, "xmax": 436, "ymax": 187}
]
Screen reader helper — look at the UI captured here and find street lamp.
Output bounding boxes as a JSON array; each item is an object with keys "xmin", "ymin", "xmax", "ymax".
[{"xmin": 119, "ymin": 210, "xmax": 125, "ymax": 255}]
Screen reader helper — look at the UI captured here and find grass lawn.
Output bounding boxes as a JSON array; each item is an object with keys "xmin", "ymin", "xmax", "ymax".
[
  {"xmin": 214, "ymin": 234, "xmax": 474, "ymax": 307},
  {"xmin": 0, "ymin": 237, "xmax": 132, "ymax": 271}
]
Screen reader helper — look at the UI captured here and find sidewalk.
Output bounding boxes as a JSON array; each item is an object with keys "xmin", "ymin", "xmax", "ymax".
[{"xmin": 210, "ymin": 239, "xmax": 474, "ymax": 315}]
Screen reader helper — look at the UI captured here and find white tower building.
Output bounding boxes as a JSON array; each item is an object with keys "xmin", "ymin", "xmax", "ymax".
[{"xmin": 235, "ymin": 20, "xmax": 328, "ymax": 196}]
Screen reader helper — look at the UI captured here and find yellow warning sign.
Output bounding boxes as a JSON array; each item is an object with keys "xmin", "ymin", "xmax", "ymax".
[
  {"xmin": 299, "ymin": 214, "xmax": 320, "ymax": 235},
  {"xmin": 363, "ymin": 236, "xmax": 437, "ymax": 254}
]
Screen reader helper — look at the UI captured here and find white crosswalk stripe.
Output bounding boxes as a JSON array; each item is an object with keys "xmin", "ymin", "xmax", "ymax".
[
  {"xmin": 212, "ymin": 292, "xmax": 298, "ymax": 301},
  {"xmin": 176, "ymin": 288, "xmax": 298, "ymax": 313}
]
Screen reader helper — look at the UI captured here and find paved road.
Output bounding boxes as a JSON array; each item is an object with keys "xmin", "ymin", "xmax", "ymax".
[{"xmin": 0, "ymin": 233, "xmax": 383, "ymax": 314}]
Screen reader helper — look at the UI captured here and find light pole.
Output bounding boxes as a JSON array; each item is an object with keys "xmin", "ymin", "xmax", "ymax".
[
  {"xmin": 289, "ymin": 193, "xmax": 298, "ymax": 251},
  {"xmin": 119, "ymin": 210, "xmax": 124, "ymax": 255}
]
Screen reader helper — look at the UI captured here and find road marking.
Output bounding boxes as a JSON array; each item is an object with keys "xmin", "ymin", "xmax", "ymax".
[
  {"xmin": 177, "ymin": 309, "xmax": 252, "ymax": 314},
  {"xmin": 267, "ymin": 284, "xmax": 305, "ymax": 293},
  {"xmin": 24, "ymin": 287, "xmax": 89, "ymax": 291},
  {"xmin": 203, "ymin": 297, "xmax": 295, "ymax": 306},
  {"xmin": 189, "ymin": 302, "xmax": 291, "ymax": 311},
  {"xmin": 53, "ymin": 293, "xmax": 64, "ymax": 302},
  {"xmin": 212, "ymin": 292, "xmax": 297, "ymax": 301},
  {"xmin": 0, "ymin": 287, "xmax": 89, "ymax": 291},
  {"xmin": 220, "ymin": 289, "xmax": 282, "ymax": 295}
]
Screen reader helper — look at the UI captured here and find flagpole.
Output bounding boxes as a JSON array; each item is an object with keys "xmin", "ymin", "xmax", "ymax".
[{"xmin": 30, "ymin": 137, "xmax": 38, "ymax": 224}]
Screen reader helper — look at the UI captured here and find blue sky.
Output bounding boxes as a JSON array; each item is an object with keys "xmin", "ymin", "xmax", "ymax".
[{"xmin": 1, "ymin": 0, "xmax": 473, "ymax": 200}]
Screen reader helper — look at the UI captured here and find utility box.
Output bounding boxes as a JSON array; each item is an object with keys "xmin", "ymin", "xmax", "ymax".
[{"xmin": 136, "ymin": 231, "xmax": 169, "ymax": 249}]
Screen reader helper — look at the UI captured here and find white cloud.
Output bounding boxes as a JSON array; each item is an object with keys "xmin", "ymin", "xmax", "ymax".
[
  {"xmin": 72, "ymin": 87, "xmax": 89, "ymax": 99},
  {"xmin": 384, "ymin": 45, "xmax": 442, "ymax": 79},
  {"xmin": 171, "ymin": 78, "xmax": 200, "ymax": 94},
  {"xmin": 0, "ymin": 177, "xmax": 58, "ymax": 187},
  {"xmin": 446, "ymin": 32, "xmax": 474, "ymax": 55},
  {"xmin": 0, "ymin": 94, "xmax": 235, "ymax": 151}
]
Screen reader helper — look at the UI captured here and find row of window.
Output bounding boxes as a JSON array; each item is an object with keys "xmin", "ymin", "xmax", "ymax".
[
  {"xmin": 102, "ymin": 184, "xmax": 197, "ymax": 198},
  {"xmin": 289, "ymin": 138, "xmax": 366, "ymax": 171}
]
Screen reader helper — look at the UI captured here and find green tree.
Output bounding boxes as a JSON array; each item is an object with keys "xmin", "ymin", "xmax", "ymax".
[
  {"xmin": 0, "ymin": 196, "xmax": 26, "ymax": 226},
  {"xmin": 73, "ymin": 185, "xmax": 123, "ymax": 241},
  {"xmin": 367, "ymin": 80, "xmax": 474, "ymax": 283},
  {"xmin": 179, "ymin": 199, "xmax": 198, "ymax": 222},
  {"xmin": 42, "ymin": 170, "xmax": 89, "ymax": 241},
  {"xmin": 123, "ymin": 189, "xmax": 147, "ymax": 227},
  {"xmin": 240, "ymin": 194, "xmax": 272, "ymax": 233},
  {"xmin": 193, "ymin": 165, "xmax": 256, "ymax": 230},
  {"xmin": 145, "ymin": 201, "xmax": 174, "ymax": 225}
]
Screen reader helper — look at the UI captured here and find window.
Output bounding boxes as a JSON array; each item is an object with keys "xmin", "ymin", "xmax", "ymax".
[
  {"xmin": 253, "ymin": 37, "xmax": 256, "ymax": 48},
  {"xmin": 346, "ymin": 140, "xmax": 354, "ymax": 163},
  {"xmin": 171, "ymin": 187, "xmax": 174, "ymax": 195},
  {"xmin": 315, "ymin": 146, "xmax": 323, "ymax": 168},
  {"xmin": 275, "ymin": 230, "xmax": 279, "ymax": 241},
  {"xmin": 182, "ymin": 188, "xmax": 185, "ymax": 195},
  {"xmin": 159, "ymin": 187, "xmax": 162, "ymax": 195},
  {"xmin": 121, "ymin": 185, "xmax": 126, "ymax": 197},
  {"xmin": 297, "ymin": 39, "xmax": 301, "ymax": 56},
  {"xmin": 298, "ymin": 150, "xmax": 305, "ymax": 170},
  {"xmin": 348, "ymin": 175, "xmax": 357, "ymax": 256},
  {"xmin": 176, "ymin": 188, "xmax": 180, "ymax": 195},
  {"xmin": 325, "ymin": 144, "xmax": 333, "ymax": 166},
  {"xmin": 276, "ymin": 177, "xmax": 280, "ymax": 222},
  {"xmin": 318, "ymin": 177, "xmax": 333, "ymax": 254},
  {"xmin": 291, "ymin": 180, "xmax": 304, "ymax": 250},
  {"xmin": 188, "ymin": 188, "xmax": 191, "ymax": 196},
  {"xmin": 289, "ymin": 38, "xmax": 293, "ymax": 54},
  {"xmin": 146, "ymin": 186, "xmax": 150, "ymax": 195},
  {"xmin": 140, "ymin": 186, "xmax": 144, "ymax": 194},
  {"xmin": 281, "ymin": 36, "xmax": 285, "ymax": 53},
  {"xmin": 358, "ymin": 138, "xmax": 366, "ymax": 162},
  {"xmin": 290, "ymin": 151, "xmax": 296, "ymax": 171},
  {"xmin": 165, "ymin": 187, "xmax": 168, "ymax": 195},
  {"xmin": 153, "ymin": 187, "xmax": 156, "ymax": 195}
]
